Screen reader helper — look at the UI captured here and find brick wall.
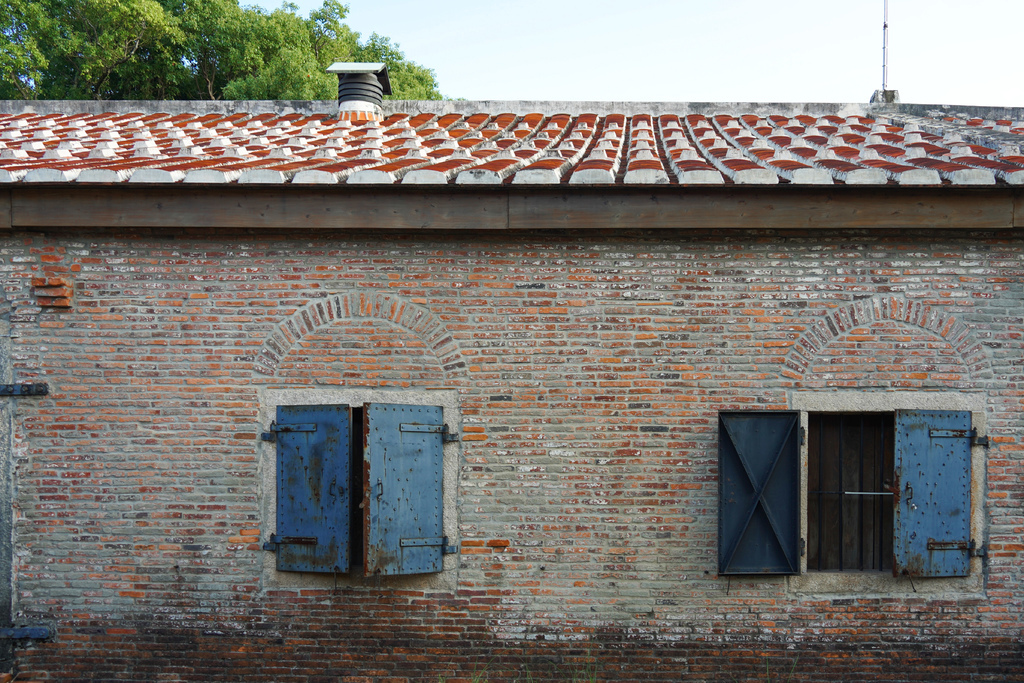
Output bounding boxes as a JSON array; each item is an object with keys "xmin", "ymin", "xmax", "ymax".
[{"xmin": 3, "ymin": 227, "xmax": 1022, "ymax": 681}]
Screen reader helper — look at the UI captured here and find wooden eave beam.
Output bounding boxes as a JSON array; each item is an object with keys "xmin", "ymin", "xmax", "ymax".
[
  {"xmin": 4, "ymin": 185, "xmax": 1023, "ymax": 231},
  {"xmin": 0, "ymin": 188, "xmax": 10, "ymax": 229}
]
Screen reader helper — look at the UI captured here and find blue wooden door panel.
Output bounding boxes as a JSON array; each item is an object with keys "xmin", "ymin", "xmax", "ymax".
[
  {"xmin": 718, "ymin": 411, "xmax": 800, "ymax": 575},
  {"xmin": 364, "ymin": 403, "xmax": 444, "ymax": 576},
  {"xmin": 276, "ymin": 404, "xmax": 350, "ymax": 573},
  {"xmin": 893, "ymin": 410, "xmax": 971, "ymax": 577}
]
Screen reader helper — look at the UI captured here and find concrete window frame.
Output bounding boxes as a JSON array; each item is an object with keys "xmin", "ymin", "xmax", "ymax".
[
  {"xmin": 257, "ymin": 387, "xmax": 461, "ymax": 593},
  {"xmin": 787, "ymin": 391, "xmax": 986, "ymax": 596}
]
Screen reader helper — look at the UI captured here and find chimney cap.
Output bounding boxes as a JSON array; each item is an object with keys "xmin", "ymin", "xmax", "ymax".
[{"xmin": 326, "ymin": 62, "xmax": 391, "ymax": 96}]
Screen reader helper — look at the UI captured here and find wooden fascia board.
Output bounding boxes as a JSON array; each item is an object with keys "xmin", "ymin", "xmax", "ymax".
[
  {"xmin": 508, "ymin": 187, "xmax": 1018, "ymax": 230},
  {"xmin": 9, "ymin": 186, "xmax": 510, "ymax": 231},
  {"xmin": 0, "ymin": 189, "xmax": 9, "ymax": 229},
  {"xmin": 6, "ymin": 184, "xmax": 1021, "ymax": 231}
]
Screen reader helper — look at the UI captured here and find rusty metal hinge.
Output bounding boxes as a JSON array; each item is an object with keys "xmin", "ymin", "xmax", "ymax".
[
  {"xmin": 400, "ymin": 536, "xmax": 459, "ymax": 554},
  {"xmin": 930, "ymin": 427, "xmax": 989, "ymax": 448},
  {"xmin": 399, "ymin": 423, "xmax": 460, "ymax": 443},
  {"xmin": 926, "ymin": 539, "xmax": 969, "ymax": 551},
  {"xmin": 262, "ymin": 534, "xmax": 318, "ymax": 551},
  {"xmin": 261, "ymin": 421, "xmax": 317, "ymax": 442}
]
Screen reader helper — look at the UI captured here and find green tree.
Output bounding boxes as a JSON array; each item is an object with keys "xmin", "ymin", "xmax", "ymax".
[
  {"xmin": 0, "ymin": 0, "xmax": 444, "ymax": 100},
  {"xmin": 0, "ymin": 0, "xmax": 50, "ymax": 98},
  {"xmin": 356, "ymin": 32, "xmax": 441, "ymax": 101},
  {"xmin": 220, "ymin": 3, "xmax": 337, "ymax": 100},
  {"xmin": 38, "ymin": 0, "xmax": 182, "ymax": 99},
  {"xmin": 173, "ymin": 0, "xmax": 256, "ymax": 99},
  {"xmin": 308, "ymin": 0, "xmax": 359, "ymax": 67}
]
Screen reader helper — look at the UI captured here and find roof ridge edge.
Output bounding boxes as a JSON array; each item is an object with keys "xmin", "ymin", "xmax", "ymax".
[{"xmin": 3, "ymin": 100, "xmax": 1023, "ymax": 121}]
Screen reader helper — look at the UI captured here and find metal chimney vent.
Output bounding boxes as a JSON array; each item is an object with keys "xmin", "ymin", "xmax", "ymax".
[{"xmin": 326, "ymin": 62, "xmax": 392, "ymax": 122}]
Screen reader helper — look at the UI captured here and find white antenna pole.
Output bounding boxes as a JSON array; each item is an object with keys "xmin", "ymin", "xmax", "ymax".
[{"xmin": 882, "ymin": 0, "xmax": 889, "ymax": 91}]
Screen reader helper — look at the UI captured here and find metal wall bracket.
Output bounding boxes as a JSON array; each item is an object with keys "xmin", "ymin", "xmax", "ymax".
[
  {"xmin": 0, "ymin": 626, "xmax": 50, "ymax": 640},
  {"xmin": 969, "ymin": 539, "xmax": 986, "ymax": 557},
  {"xmin": 0, "ymin": 384, "xmax": 48, "ymax": 397}
]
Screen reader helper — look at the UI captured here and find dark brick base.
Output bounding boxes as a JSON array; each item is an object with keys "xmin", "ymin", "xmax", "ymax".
[{"xmin": 15, "ymin": 615, "xmax": 1024, "ymax": 682}]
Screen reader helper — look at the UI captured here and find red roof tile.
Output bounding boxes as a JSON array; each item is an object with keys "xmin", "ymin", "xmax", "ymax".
[{"xmin": 1, "ymin": 105, "xmax": 1020, "ymax": 187}]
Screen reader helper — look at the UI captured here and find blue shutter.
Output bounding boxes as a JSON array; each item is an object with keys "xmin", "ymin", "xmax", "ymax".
[
  {"xmin": 274, "ymin": 404, "xmax": 351, "ymax": 573},
  {"xmin": 893, "ymin": 410, "xmax": 971, "ymax": 577},
  {"xmin": 718, "ymin": 411, "xmax": 800, "ymax": 575},
  {"xmin": 364, "ymin": 403, "xmax": 444, "ymax": 576}
]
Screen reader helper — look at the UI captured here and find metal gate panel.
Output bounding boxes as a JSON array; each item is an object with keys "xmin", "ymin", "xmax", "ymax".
[
  {"xmin": 364, "ymin": 403, "xmax": 444, "ymax": 576},
  {"xmin": 893, "ymin": 410, "xmax": 971, "ymax": 577},
  {"xmin": 718, "ymin": 411, "xmax": 800, "ymax": 574},
  {"xmin": 275, "ymin": 404, "xmax": 351, "ymax": 573}
]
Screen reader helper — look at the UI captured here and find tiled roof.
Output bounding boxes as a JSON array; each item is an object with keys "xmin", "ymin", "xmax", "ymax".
[{"xmin": 2, "ymin": 106, "xmax": 1024, "ymax": 186}]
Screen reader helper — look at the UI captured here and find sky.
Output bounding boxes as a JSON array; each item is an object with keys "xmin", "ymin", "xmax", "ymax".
[{"xmin": 245, "ymin": 0, "xmax": 1023, "ymax": 107}]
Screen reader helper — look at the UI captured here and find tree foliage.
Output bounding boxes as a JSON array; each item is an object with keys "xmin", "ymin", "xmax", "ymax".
[
  {"xmin": 1, "ymin": 0, "xmax": 53, "ymax": 98},
  {"xmin": 0, "ymin": 0, "xmax": 442, "ymax": 100}
]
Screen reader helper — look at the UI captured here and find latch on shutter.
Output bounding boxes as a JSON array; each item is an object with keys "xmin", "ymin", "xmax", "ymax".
[
  {"xmin": 260, "ymin": 421, "xmax": 317, "ymax": 442},
  {"xmin": 399, "ymin": 422, "xmax": 460, "ymax": 443}
]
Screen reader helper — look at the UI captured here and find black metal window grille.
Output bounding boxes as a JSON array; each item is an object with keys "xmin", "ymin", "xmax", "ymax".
[{"xmin": 807, "ymin": 413, "xmax": 894, "ymax": 572}]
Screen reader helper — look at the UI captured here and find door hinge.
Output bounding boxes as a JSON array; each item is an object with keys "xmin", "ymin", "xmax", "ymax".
[
  {"xmin": 929, "ymin": 428, "xmax": 972, "ymax": 439},
  {"xmin": 926, "ymin": 539, "xmax": 969, "ymax": 551},
  {"xmin": 399, "ymin": 423, "xmax": 460, "ymax": 443},
  {"xmin": 969, "ymin": 539, "xmax": 986, "ymax": 557},
  {"xmin": 261, "ymin": 421, "xmax": 317, "ymax": 441},
  {"xmin": 0, "ymin": 383, "xmax": 48, "ymax": 397},
  {"xmin": 262, "ymin": 534, "xmax": 319, "ymax": 551},
  {"xmin": 931, "ymin": 427, "xmax": 988, "ymax": 448},
  {"xmin": 400, "ymin": 536, "xmax": 459, "ymax": 554}
]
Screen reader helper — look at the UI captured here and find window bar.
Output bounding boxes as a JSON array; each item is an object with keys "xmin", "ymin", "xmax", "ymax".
[
  {"xmin": 838, "ymin": 417, "xmax": 844, "ymax": 570},
  {"xmin": 876, "ymin": 417, "xmax": 884, "ymax": 573},
  {"xmin": 817, "ymin": 414, "xmax": 824, "ymax": 571},
  {"xmin": 880, "ymin": 419, "xmax": 888, "ymax": 573},
  {"xmin": 858, "ymin": 416, "xmax": 865, "ymax": 570}
]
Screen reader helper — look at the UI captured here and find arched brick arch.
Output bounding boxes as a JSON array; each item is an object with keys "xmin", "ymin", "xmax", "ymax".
[
  {"xmin": 782, "ymin": 295, "xmax": 991, "ymax": 381},
  {"xmin": 252, "ymin": 291, "xmax": 465, "ymax": 381}
]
